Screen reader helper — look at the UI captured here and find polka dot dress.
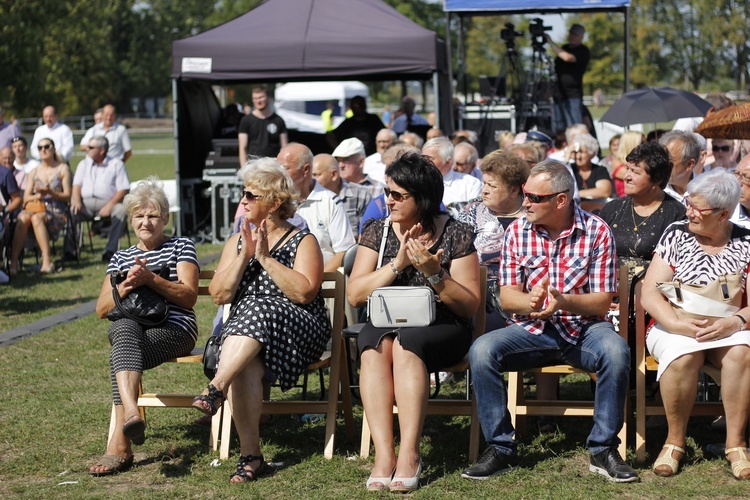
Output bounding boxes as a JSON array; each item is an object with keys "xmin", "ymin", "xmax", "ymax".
[{"xmin": 219, "ymin": 230, "xmax": 331, "ymax": 391}]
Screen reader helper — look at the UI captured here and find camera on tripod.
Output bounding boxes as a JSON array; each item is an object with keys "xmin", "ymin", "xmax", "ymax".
[
  {"xmin": 500, "ymin": 23, "xmax": 523, "ymax": 47},
  {"xmin": 528, "ymin": 18, "xmax": 552, "ymax": 38}
]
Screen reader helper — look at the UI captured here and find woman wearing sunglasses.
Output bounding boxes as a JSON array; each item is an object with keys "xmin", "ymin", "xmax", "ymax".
[
  {"xmin": 193, "ymin": 158, "xmax": 330, "ymax": 484},
  {"xmin": 703, "ymin": 138, "xmax": 738, "ymax": 174},
  {"xmin": 9, "ymin": 138, "xmax": 71, "ymax": 275},
  {"xmin": 348, "ymin": 152, "xmax": 480, "ymax": 492}
]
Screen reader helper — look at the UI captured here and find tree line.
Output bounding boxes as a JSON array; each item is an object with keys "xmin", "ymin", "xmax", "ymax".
[{"xmin": 1, "ymin": 1, "xmax": 747, "ymax": 118}]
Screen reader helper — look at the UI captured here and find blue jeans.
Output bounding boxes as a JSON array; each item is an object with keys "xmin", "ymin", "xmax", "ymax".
[
  {"xmin": 470, "ymin": 321, "xmax": 630, "ymax": 456},
  {"xmin": 554, "ymin": 97, "xmax": 583, "ymax": 131}
]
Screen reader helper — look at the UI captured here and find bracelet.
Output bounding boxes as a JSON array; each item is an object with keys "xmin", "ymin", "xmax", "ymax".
[
  {"xmin": 389, "ymin": 260, "xmax": 400, "ymax": 275},
  {"xmin": 735, "ymin": 314, "xmax": 747, "ymax": 327}
]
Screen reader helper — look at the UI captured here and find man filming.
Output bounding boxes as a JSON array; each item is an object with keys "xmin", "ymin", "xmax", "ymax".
[{"xmin": 546, "ymin": 24, "xmax": 590, "ymax": 131}]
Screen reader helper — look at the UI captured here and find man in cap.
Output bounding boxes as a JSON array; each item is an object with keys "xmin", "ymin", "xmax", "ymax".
[
  {"xmin": 547, "ymin": 24, "xmax": 590, "ymax": 131},
  {"xmin": 332, "ymin": 137, "xmax": 384, "ymax": 197}
]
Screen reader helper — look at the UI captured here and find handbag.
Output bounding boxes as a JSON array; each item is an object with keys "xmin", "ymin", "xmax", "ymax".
[
  {"xmin": 202, "ymin": 335, "xmax": 221, "ymax": 379},
  {"xmin": 656, "ymin": 271, "xmax": 742, "ymax": 325},
  {"xmin": 366, "ymin": 217, "xmax": 437, "ymax": 328},
  {"xmin": 24, "ymin": 199, "xmax": 46, "ymax": 214},
  {"xmin": 107, "ymin": 264, "xmax": 171, "ymax": 327}
]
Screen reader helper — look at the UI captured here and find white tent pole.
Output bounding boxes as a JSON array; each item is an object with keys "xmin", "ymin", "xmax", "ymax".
[{"xmin": 172, "ymin": 78, "xmax": 182, "ymax": 237}]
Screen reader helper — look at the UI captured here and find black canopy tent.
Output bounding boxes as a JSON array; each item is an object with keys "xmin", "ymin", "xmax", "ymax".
[
  {"xmin": 170, "ymin": 0, "xmax": 450, "ymax": 236},
  {"xmin": 442, "ymin": 0, "xmax": 631, "ymax": 104}
]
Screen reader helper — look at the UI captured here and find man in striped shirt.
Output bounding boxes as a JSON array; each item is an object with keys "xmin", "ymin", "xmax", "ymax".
[{"xmin": 463, "ymin": 160, "xmax": 638, "ymax": 483}]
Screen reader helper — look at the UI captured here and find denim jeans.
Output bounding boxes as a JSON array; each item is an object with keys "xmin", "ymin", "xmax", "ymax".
[
  {"xmin": 554, "ymin": 97, "xmax": 584, "ymax": 131},
  {"xmin": 470, "ymin": 320, "xmax": 630, "ymax": 456}
]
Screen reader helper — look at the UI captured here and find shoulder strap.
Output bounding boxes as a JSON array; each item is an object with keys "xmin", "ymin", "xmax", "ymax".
[{"xmin": 376, "ymin": 217, "xmax": 391, "ymax": 270}]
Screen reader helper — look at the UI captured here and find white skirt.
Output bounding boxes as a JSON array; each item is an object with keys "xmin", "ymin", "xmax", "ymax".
[{"xmin": 646, "ymin": 323, "xmax": 750, "ymax": 380}]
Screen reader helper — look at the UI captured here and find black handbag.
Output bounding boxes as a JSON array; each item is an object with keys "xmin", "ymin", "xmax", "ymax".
[
  {"xmin": 107, "ymin": 264, "xmax": 171, "ymax": 327},
  {"xmin": 202, "ymin": 335, "xmax": 221, "ymax": 379}
]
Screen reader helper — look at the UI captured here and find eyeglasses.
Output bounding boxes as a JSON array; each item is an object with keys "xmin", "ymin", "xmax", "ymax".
[
  {"xmin": 242, "ymin": 190, "xmax": 259, "ymax": 201},
  {"xmin": 384, "ymin": 187, "xmax": 411, "ymax": 202},
  {"xmin": 685, "ymin": 197, "xmax": 721, "ymax": 217},
  {"xmin": 522, "ymin": 188, "xmax": 569, "ymax": 203},
  {"xmin": 713, "ymin": 145, "xmax": 731, "ymax": 153},
  {"xmin": 38, "ymin": 144, "xmax": 53, "ymax": 151},
  {"xmin": 735, "ymin": 171, "xmax": 750, "ymax": 186}
]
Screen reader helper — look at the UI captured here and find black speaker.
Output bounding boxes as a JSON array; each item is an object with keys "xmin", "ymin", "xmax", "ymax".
[{"xmin": 459, "ymin": 105, "xmax": 516, "ymax": 157}]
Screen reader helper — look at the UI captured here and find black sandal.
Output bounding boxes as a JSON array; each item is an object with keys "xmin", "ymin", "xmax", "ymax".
[
  {"xmin": 122, "ymin": 414, "xmax": 146, "ymax": 445},
  {"xmin": 191, "ymin": 383, "xmax": 225, "ymax": 416},
  {"xmin": 230, "ymin": 454, "xmax": 267, "ymax": 483}
]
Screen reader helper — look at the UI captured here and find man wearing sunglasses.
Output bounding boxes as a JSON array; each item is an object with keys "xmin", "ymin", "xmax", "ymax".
[{"xmin": 464, "ymin": 160, "xmax": 638, "ymax": 483}]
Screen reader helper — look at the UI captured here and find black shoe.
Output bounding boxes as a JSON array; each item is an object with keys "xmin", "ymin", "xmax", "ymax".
[
  {"xmin": 589, "ymin": 447, "xmax": 639, "ymax": 483},
  {"xmin": 461, "ymin": 446, "xmax": 518, "ymax": 480},
  {"xmin": 102, "ymin": 251, "xmax": 114, "ymax": 263}
]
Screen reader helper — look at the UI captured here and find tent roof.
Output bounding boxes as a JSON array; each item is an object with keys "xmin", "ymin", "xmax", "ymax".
[
  {"xmin": 172, "ymin": 0, "xmax": 444, "ymax": 82},
  {"xmin": 443, "ymin": 0, "xmax": 630, "ymax": 15}
]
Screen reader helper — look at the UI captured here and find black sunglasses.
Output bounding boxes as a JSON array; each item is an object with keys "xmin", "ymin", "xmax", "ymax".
[
  {"xmin": 522, "ymin": 189, "xmax": 568, "ymax": 204},
  {"xmin": 384, "ymin": 187, "xmax": 411, "ymax": 202},
  {"xmin": 242, "ymin": 190, "xmax": 259, "ymax": 201},
  {"xmin": 38, "ymin": 143, "xmax": 53, "ymax": 151},
  {"xmin": 712, "ymin": 145, "xmax": 731, "ymax": 153}
]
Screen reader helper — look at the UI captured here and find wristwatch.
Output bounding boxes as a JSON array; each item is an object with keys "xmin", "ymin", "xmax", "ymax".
[{"xmin": 427, "ymin": 269, "xmax": 444, "ymax": 285}]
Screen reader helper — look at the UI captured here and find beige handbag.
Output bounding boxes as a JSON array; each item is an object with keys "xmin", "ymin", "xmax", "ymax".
[
  {"xmin": 656, "ymin": 272, "xmax": 743, "ymax": 325},
  {"xmin": 24, "ymin": 199, "xmax": 46, "ymax": 214}
]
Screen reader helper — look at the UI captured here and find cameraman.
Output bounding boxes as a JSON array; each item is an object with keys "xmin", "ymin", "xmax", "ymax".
[{"xmin": 546, "ymin": 24, "xmax": 590, "ymax": 131}]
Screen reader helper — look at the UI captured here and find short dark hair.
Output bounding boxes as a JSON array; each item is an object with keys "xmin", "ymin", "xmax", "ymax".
[
  {"xmin": 385, "ymin": 152, "xmax": 444, "ymax": 235},
  {"xmin": 625, "ymin": 142, "xmax": 672, "ymax": 189}
]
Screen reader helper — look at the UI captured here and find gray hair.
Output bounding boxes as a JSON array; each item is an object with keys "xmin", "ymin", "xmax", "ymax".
[
  {"xmin": 455, "ymin": 142, "xmax": 478, "ymax": 166},
  {"xmin": 659, "ymin": 130, "xmax": 701, "ymax": 165},
  {"xmin": 89, "ymin": 135, "xmax": 109, "ymax": 152},
  {"xmin": 529, "ymin": 160, "xmax": 575, "ymax": 195},
  {"xmin": 687, "ymin": 168, "xmax": 740, "ymax": 212},
  {"xmin": 572, "ymin": 133, "xmax": 599, "ymax": 156},
  {"xmin": 565, "ymin": 123, "xmax": 588, "ymax": 144},
  {"xmin": 238, "ymin": 157, "xmax": 299, "ymax": 219},
  {"xmin": 124, "ymin": 176, "xmax": 170, "ymax": 221},
  {"xmin": 422, "ymin": 136, "xmax": 454, "ymax": 163}
]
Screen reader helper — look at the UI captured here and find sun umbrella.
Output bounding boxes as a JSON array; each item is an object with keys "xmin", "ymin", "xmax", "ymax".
[
  {"xmin": 600, "ymin": 86, "xmax": 713, "ymax": 127},
  {"xmin": 695, "ymin": 102, "xmax": 750, "ymax": 140}
]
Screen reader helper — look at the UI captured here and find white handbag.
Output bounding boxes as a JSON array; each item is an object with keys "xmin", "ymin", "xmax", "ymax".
[{"xmin": 367, "ymin": 217, "xmax": 437, "ymax": 328}]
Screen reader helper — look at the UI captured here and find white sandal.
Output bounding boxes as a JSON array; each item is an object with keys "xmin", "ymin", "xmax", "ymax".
[
  {"xmin": 366, "ymin": 467, "xmax": 395, "ymax": 491},
  {"xmin": 652, "ymin": 444, "xmax": 684, "ymax": 477},
  {"xmin": 725, "ymin": 447, "xmax": 750, "ymax": 480}
]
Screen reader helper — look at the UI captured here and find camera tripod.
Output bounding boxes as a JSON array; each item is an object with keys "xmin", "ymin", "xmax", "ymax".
[
  {"xmin": 518, "ymin": 38, "xmax": 557, "ymax": 131},
  {"xmin": 494, "ymin": 40, "xmax": 526, "ymax": 108}
]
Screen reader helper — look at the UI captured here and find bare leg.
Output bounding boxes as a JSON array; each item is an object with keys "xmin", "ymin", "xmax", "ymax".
[
  {"xmin": 654, "ymin": 352, "xmax": 704, "ymax": 471},
  {"xmin": 360, "ymin": 337, "xmax": 397, "ymax": 483},
  {"xmin": 391, "ymin": 338, "xmax": 428, "ymax": 485},
  {"xmin": 227, "ymin": 356, "xmax": 266, "ymax": 483},
  {"xmin": 30, "ymin": 213, "xmax": 53, "ymax": 270},
  {"xmin": 707, "ymin": 345, "xmax": 750, "ymax": 479},
  {"xmin": 206, "ymin": 335, "xmax": 263, "ymax": 394},
  {"xmin": 10, "ymin": 213, "xmax": 31, "ymax": 273},
  {"xmin": 89, "ymin": 405, "xmax": 134, "ymax": 475},
  {"xmin": 115, "ymin": 370, "xmax": 143, "ymax": 422}
]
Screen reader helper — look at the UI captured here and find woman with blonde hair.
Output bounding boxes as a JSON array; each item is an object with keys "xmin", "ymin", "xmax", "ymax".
[{"xmin": 611, "ymin": 131, "xmax": 644, "ymax": 197}]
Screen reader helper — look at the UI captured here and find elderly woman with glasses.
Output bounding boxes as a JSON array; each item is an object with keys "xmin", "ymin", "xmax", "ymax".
[
  {"xmin": 348, "ymin": 152, "xmax": 480, "ymax": 492},
  {"xmin": 640, "ymin": 168, "xmax": 750, "ymax": 480},
  {"xmin": 9, "ymin": 138, "xmax": 71, "ymax": 275}
]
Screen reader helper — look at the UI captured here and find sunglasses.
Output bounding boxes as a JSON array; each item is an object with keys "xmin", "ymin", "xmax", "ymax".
[
  {"xmin": 384, "ymin": 187, "xmax": 411, "ymax": 202},
  {"xmin": 522, "ymin": 188, "xmax": 568, "ymax": 204},
  {"xmin": 712, "ymin": 145, "xmax": 731, "ymax": 153},
  {"xmin": 242, "ymin": 190, "xmax": 260, "ymax": 201},
  {"xmin": 38, "ymin": 144, "xmax": 53, "ymax": 151}
]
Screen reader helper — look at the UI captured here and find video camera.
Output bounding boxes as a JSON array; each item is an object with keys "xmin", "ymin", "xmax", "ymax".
[
  {"xmin": 529, "ymin": 18, "xmax": 552, "ymax": 37},
  {"xmin": 500, "ymin": 22, "xmax": 523, "ymax": 47}
]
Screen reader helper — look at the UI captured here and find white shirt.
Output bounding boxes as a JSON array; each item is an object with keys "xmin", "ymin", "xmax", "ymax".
[
  {"xmin": 442, "ymin": 169, "xmax": 482, "ymax": 207},
  {"xmin": 297, "ymin": 181, "xmax": 356, "ymax": 264},
  {"xmin": 731, "ymin": 204, "xmax": 750, "ymax": 230},
  {"xmin": 73, "ymin": 156, "xmax": 130, "ymax": 201},
  {"xmin": 364, "ymin": 152, "xmax": 386, "ymax": 184},
  {"xmin": 30, "ymin": 122, "xmax": 75, "ymax": 162},
  {"xmin": 664, "ymin": 184, "xmax": 687, "ymax": 205},
  {"xmin": 15, "ymin": 158, "xmax": 39, "ymax": 174},
  {"xmin": 391, "ymin": 113, "xmax": 429, "ymax": 134},
  {"xmin": 80, "ymin": 122, "xmax": 132, "ymax": 160}
]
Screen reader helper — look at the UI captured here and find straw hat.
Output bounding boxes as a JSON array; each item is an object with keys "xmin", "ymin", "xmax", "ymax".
[{"xmin": 695, "ymin": 102, "xmax": 750, "ymax": 139}]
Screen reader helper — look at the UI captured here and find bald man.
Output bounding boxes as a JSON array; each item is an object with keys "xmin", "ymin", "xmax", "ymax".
[
  {"xmin": 313, "ymin": 153, "xmax": 371, "ymax": 234},
  {"xmin": 277, "ymin": 143, "xmax": 355, "ymax": 271},
  {"xmin": 79, "ymin": 104, "xmax": 132, "ymax": 161},
  {"xmin": 30, "ymin": 106, "xmax": 74, "ymax": 162}
]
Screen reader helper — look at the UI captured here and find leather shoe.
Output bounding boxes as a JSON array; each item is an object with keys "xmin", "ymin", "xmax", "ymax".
[
  {"xmin": 462, "ymin": 446, "xmax": 518, "ymax": 480},
  {"xmin": 589, "ymin": 447, "xmax": 639, "ymax": 483}
]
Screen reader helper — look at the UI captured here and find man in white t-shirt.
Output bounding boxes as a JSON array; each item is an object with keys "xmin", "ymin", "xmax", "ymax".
[
  {"xmin": 277, "ymin": 143, "xmax": 355, "ymax": 271},
  {"xmin": 79, "ymin": 104, "xmax": 133, "ymax": 162},
  {"xmin": 422, "ymin": 137, "xmax": 482, "ymax": 207},
  {"xmin": 66, "ymin": 136, "xmax": 130, "ymax": 261},
  {"xmin": 363, "ymin": 128, "xmax": 397, "ymax": 183},
  {"xmin": 30, "ymin": 106, "xmax": 75, "ymax": 162}
]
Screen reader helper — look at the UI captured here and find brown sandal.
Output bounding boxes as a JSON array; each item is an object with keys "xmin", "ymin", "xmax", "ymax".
[{"xmin": 89, "ymin": 454, "xmax": 134, "ymax": 477}]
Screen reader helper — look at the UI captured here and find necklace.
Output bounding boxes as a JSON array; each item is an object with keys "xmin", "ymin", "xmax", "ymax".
[
  {"xmin": 631, "ymin": 199, "xmax": 658, "ymax": 232},
  {"xmin": 493, "ymin": 204, "xmax": 524, "ymax": 218}
]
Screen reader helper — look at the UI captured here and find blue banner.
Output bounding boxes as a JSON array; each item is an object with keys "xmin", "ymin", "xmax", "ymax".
[{"xmin": 444, "ymin": 0, "xmax": 630, "ymax": 12}]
